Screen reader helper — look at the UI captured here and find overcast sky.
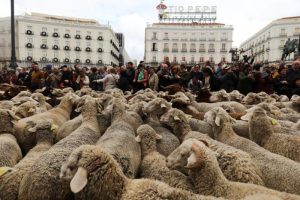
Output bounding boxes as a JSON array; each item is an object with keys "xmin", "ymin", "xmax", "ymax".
[{"xmin": 1, "ymin": 0, "xmax": 299, "ymax": 61}]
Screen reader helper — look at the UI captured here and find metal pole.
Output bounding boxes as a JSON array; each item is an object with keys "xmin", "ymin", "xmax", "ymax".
[{"xmin": 10, "ymin": 0, "xmax": 18, "ymax": 69}]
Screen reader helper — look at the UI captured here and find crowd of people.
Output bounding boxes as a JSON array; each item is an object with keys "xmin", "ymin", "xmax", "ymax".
[{"xmin": 0, "ymin": 58, "xmax": 300, "ymax": 98}]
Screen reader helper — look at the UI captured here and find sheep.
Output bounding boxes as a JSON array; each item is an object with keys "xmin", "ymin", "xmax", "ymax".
[
  {"xmin": 273, "ymin": 95, "xmax": 300, "ymax": 113},
  {"xmin": 204, "ymin": 107, "xmax": 300, "ymax": 195},
  {"xmin": 192, "ymin": 100, "xmax": 247, "ymax": 113},
  {"xmin": 31, "ymin": 92, "xmax": 52, "ymax": 111},
  {"xmin": 242, "ymin": 107, "xmax": 300, "ymax": 162},
  {"xmin": 14, "ymin": 92, "xmax": 79, "ymax": 153},
  {"xmin": 241, "ymin": 92, "xmax": 275, "ymax": 105},
  {"xmin": 161, "ymin": 109, "xmax": 264, "ymax": 186},
  {"xmin": 142, "ymin": 97, "xmax": 172, "ymax": 120},
  {"xmin": 229, "ymin": 90, "xmax": 245, "ymax": 102},
  {"xmin": 59, "ymin": 145, "xmax": 221, "ymax": 200},
  {"xmin": 135, "ymin": 124, "xmax": 194, "ymax": 191},
  {"xmin": 96, "ymin": 98, "xmax": 141, "ymax": 178},
  {"xmin": 56, "ymin": 115, "xmax": 83, "ymax": 142},
  {"xmin": 176, "ymin": 139, "xmax": 300, "ymax": 199},
  {"xmin": 14, "ymin": 101, "xmax": 39, "ymax": 118},
  {"xmin": 0, "ymin": 100, "xmax": 14, "ymax": 110},
  {"xmin": 11, "ymin": 91, "xmax": 32, "ymax": 102},
  {"xmin": 0, "ymin": 120, "xmax": 55, "ymax": 200},
  {"xmin": 129, "ymin": 94, "xmax": 152, "ymax": 104},
  {"xmin": 18, "ymin": 98, "xmax": 102, "ymax": 200},
  {"xmin": 209, "ymin": 89, "xmax": 230, "ymax": 103},
  {"xmin": 0, "ymin": 109, "xmax": 22, "ymax": 167}
]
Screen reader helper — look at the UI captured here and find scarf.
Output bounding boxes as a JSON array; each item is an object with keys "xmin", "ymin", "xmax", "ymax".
[{"xmin": 137, "ymin": 70, "xmax": 144, "ymax": 81}]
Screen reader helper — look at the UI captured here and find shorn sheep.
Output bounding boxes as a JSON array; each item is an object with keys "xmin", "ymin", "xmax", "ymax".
[
  {"xmin": 205, "ymin": 107, "xmax": 300, "ymax": 195},
  {"xmin": 243, "ymin": 107, "xmax": 300, "ymax": 162},
  {"xmin": 60, "ymin": 145, "xmax": 223, "ymax": 200},
  {"xmin": 0, "ymin": 120, "xmax": 55, "ymax": 200},
  {"xmin": 14, "ymin": 92, "xmax": 79, "ymax": 153},
  {"xmin": 181, "ymin": 139, "xmax": 300, "ymax": 199},
  {"xmin": 18, "ymin": 98, "xmax": 102, "ymax": 200},
  {"xmin": 0, "ymin": 109, "xmax": 22, "ymax": 167},
  {"xmin": 136, "ymin": 124, "xmax": 194, "ymax": 192}
]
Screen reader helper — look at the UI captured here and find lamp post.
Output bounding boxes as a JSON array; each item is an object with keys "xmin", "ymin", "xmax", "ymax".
[{"xmin": 9, "ymin": 0, "xmax": 18, "ymax": 69}]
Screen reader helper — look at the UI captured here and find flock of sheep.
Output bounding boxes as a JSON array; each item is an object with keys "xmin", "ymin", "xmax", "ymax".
[{"xmin": 0, "ymin": 85, "xmax": 300, "ymax": 200}]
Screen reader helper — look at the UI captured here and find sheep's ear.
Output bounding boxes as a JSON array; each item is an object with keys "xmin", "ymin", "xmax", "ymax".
[
  {"xmin": 70, "ymin": 167, "xmax": 88, "ymax": 194},
  {"xmin": 160, "ymin": 103, "xmax": 167, "ymax": 108},
  {"xmin": 135, "ymin": 135, "xmax": 142, "ymax": 143},
  {"xmin": 185, "ymin": 151, "xmax": 197, "ymax": 169},
  {"xmin": 51, "ymin": 124, "xmax": 58, "ymax": 132},
  {"xmin": 7, "ymin": 110, "xmax": 20, "ymax": 121},
  {"xmin": 28, "ymin": 108, "xmax": 35, "ymax": 113},
  {"xmin": 0, "ymin": 167, "xmax": 14, "ymax": 177},
  {"xmin": 75, "ymin": 106, "xmax": 82, "ymax": 113},
  {"xmin": 215, "ymin": 115, "xmax": 221, "ymax": 127},
  {"xmin": 174, "ymin": 115, "xmax": 180, "ymax": 122},
  {"xmin": 28, "ymin": 127, "xmax": 37, "ymax": 133},
  {"xmin": 241, "ymin": 113, "xmax": 251, "ymax": 121},
  {"xmin": 185, "ymin": 143, "xmax": 205, "ymax": 169},
  {"xmin": 155, "ymin": 134, "xmax": 163, "ymax": 140},
  {"xmin": 45, "ymin": 97, "xmax": 51, "ymax": 101}
]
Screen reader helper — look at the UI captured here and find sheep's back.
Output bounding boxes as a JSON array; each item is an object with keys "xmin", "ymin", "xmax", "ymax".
[{"xmin": 0, "ymin": 134, "xmax": 22, "ymax": 167}]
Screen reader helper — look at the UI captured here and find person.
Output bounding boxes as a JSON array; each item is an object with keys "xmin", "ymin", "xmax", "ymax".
[
  {"xmin": 252, "ymin": 64, "xmax": 273, "ymax": 94},
  {"xmin": 46, "ymin": 66, "xmax": 61, "ymax": 89},
  {"xmin": 60, "ymin": 65, "xmax": 73, "ymax": 88},
  {"xmin": 189, "ymin": 64, "xmax": 204, "ymax": 85},
  {"xmin": 30, "ymin": 62, "xmax": 44, "ymax": 91},
  {"xmin": 286, "ymin": 60, "xmax": 300, "ymax": 86},
  {"xmin": 178, "ymin": 64, "xmax": 189, "ymax": 87},
  {"xmin": 133, "ymin": 64, "xmax": 148, "ymax": 93},
  {"xmin": 97, "ymin": 67, "xmax": 107, "ymax": 91},
  {"xmin": 218, "ymin": 64, "xmax": 237, "ymax": 93},
  {"xmin": 17, "ymin": 67, "xmax": 30, "ymax": 86},
  {"xmin": 148, "ymin": 67, "xmax": 159, "ymax": 91},
  {"xmin": 89, "ymin": 67, "xmax": 100, "ymax": 91},
  {"xmin": 188, "ymin": 77, "xmax": 203, "ymax": 94},
  {"xmin": 93, "ymin": 66, "xmax": 119, "ymax": 91},
  {"xmin": 118, "ymin": 66, "xmax": 131, "ymax": 92},
  {"xmin": 75, "ymin": 69, "xmax": 90, "ymax": 89},
  {"xmin": 126, "ymin": 62, "xmax": 135, "ymax": 86},
  {"xmin": 157, "ymin": 63, "xmax": 171, "ymax": 91},
  {"xmin": 237, "ymin": 65, "xmax": 255, "ymax": 95},
  {"xmin": 169, "ymin": 65, "xmax": 181, "ymax": 85},
  {"xmin": 202, "ymin": 67, "xmax": 219, "ymax": 91}
]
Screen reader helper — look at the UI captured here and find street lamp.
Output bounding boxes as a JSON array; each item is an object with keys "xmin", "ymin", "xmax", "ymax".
[{"xmin": 9, "ymin": 0, "xmax": 18, "ymax": 69}]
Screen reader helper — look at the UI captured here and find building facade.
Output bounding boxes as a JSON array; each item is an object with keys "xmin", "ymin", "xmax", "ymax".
[
  {"xmin": 145, "ymin": 23, "xmax": 233, "ymax": 65},
  {"xmin": 240, "ymin": 16, "xmax": 300, "ymax": 63},
  {"xmin": 0, "ymin": 12, "xmax": 123, "ymax": 68},
  {"xmin": 116, "ymin": 33, "xmax": 131, "ymax": 66}
]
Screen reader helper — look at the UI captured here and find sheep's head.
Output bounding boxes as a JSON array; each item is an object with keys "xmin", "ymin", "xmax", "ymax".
[
  {"xmin": 31, "ymin": 92, "xmax": 50, "ymax": 103},
  {"xmin": 12, "ymin": 91, "xmax": 31, "ymax": 99},
  {"xmin": 142, "ymin": 98, "xmax": 172, "ymax": 118},
  {"xmin": 229, "ymin": 90, "xmax": 245, "ymax": 102},
  {"xmin": 0, "ymin": 109, "xmax": 20, "ymax": 133},
  {"xmin": 204, "ymin": 107, "xmax": 236, "ymax": 130},
  {"xmin": 241, "ymin": 93, "xmax": 261, "ymax": 105},
  {"xmin": 60, "ymin": 145, "xmax": 118, "ymax": 194},
  {"xmin": 135, "ymin": 125, "xmax": 162, "ymax": 148},
  {"xmin": 129, "ymin": 94, "xmax": 151, "ymax": 104},
  {"xmin": 51, "ymin": 88, "xmax": 64, "ymax": 97},
  {"xmin": 160, "ymin": 108, "xmax": 189, "ymax": 127},
  {"xmin": 278, "ymin": 95, "xmax": 289, "ymax": 102},
  {"xmin": 167, "ymin": 139, "xmax": 209, "ymax": 172},
  {"xmin": 111, "ymin": 98, "xmax": 126, "ymax": 120},
  {"xmin": 15, "ymin": 101, "xmax": 38, "ymax": 118},
  {"xmin": 171, "ymin": 92, "xmax": 191, "ymax": 105},
  {"xmin": 62, "ymin": 87, "xmax": 74, "ymax": 94},
  {"xmin": 128, "ymin": 102, "xmax": 147, "ymax": 119},
  {"xmin": 209, "ymin": 90, "xmax": 230, "ymax": 103},
  {"xmin": 0, "ymin": 100, "xmax": 14, "ymax": 110},
  {"xmin": 28, "ymin": 120, "xmax": 56, "ymax": 144},
  {"xmin": 184, "ymin": 92, "xmax": 196, "ymax": 102},
  {"xmin": 291, "ymin": 95, "xmax": 300, "ymax": 106}
]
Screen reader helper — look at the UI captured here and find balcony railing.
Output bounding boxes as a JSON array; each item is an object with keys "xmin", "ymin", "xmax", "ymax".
[
  {"xmin": 190, "ymin": 49, "xmax": 197, "ymax": 53},
  {"xmin": 163, "ymin": 38, "xmax": 169, "ymax": 40},
  {"xmin": 199, "ymin": 38, "xmax": 206, "ymax": 41},
  {"xmin": 172, "ymin": 49, "xmax": 178, "ymax": 52},
  {"xmin": 208, "ymin": 49, "xmax": 215, "ymax": 53},
  {"xmin": 163, "ymin": 48, "xmax": 169, "ymax": 52},
  {"xmin": 208, "ymin": 38, "xmax": 216, "ymax": 41},
  {"xmin": 152, "ymin": 37, "xmax": 158, "ymax": 40},
  {"xmin": 151, "ymin": 49, "xmax": 158, "ymax": 52},
  {"xmin": 279, "ymin": 33, "xmax": 287, "ymax": 37},
  {"xmin": 294, "ymin": 32, "xmax": 300, "ymax": 36},
  {"xmin": 181, "ymin": 49, "xmax": 187, "ymax": 52},
  {"xmin": 221, "ymin": 38, "xmax": 228, "ymax": 41},
  {"xmin": 279, "ymin": 45, "xmax": 284, "ymax": 50},
  {"xmin": 220, "ymin": 49, "xmax": 228, "ymax": 53},
  {"xmin": 190, "ymin": 39, "xmax": 197, "ymax": 41},
  {"xmin": 199, "ymin": 49, "xmax": 206, "ymax": 53}
]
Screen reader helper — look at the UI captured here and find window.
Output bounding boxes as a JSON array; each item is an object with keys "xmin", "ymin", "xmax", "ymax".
[
  {"xmin": 200, "ymin": 43, "xmax": 205, "ymax": 49},
  {"xmin": 42, "ymin": 27, "xmax": 47, "ymax": 32},
  {"xmin": 27, "ymin": 25, "xmax": 32, "ymax": 30},
  {"xmin": 222, "ymin": 57, "xmax": 226, "ymax": 62},
  {"xmin": 152, "ymin": 56, "xmax": 156, "ymax": 62},
  {"xmin": 65, "ymin": 51, "xmax": 70, "ymax": 58},
  {"xmin": 42, "ymin": 51, "xmax": 47, "ymax": 57},
  {"xmin": 42, "ymin": 39, "xmax": 47, "ymax": 44},
  {"xmin": 87, "ymin": 42, "xmax": 91, "ymax": 47},
  {"xmin": 222, "ymin": 43, "xmax": 226, "ymax": 50},
  {"xmin": 209, "ymin": 56, "xmax": 214, "ymax": 62},
  {"xmin": 190, "ymin": 43, "xmax": 196, "ymax": 50},
  {"xmin": 76, "ymin": 41, "xmax": 81, "ymax": 46},
  {"xmin": 27, "ymin": 50, "xmax": 33, "ymax": 57},
  {"xmin": 172, "ymin": 43, "xmax": 178, "ymax": 50},
  {"xmin": 173, "ymin": 57, "xmax": 177, "ymax": 62},
  {"xmin": 280, "ymin": 28, "xmax": 286, "ymax": 35},
  {"xmin": 76, "ymin": 53, "xmax": 80, "ymax": 59},
  {"xmin": 182, "ymin": 56, "xmax": 186, "ymax": 62},
  {"xmin": 65, "ymin": 41, "xmax": 70, "ymax": 45},
  {"xmin": 182, "ymin": 43, "xmax": 187, "ymax": 49},
  {"xmin": 151, "ymin": 43, "xmax": 157, "ymax": 51},
  {"xmin": 152, "ymin": 32, "xmax": 157, "ymax": 39},
  {"xmin": 164, "ymin": 33, "xmax": 169, "ymax": 40},
  {"xmin": 54, "ymin": 52, "xmax": 58, "ymax": 58},
  {"xmin": 200, "ymin": 57, "xmax": 204, "ymax": 62},
  {"xmin": 191, "ymin": 56, "xmax": 195, "ymax": 63},
  {"xmin": 209, "ymin": 43, "xmax": 214, "ymax": 50},
  {"xmin": 54, "ymin": 40, "xmax": 59, "ymax": 45},
  {"xmin": 295, "ymin": 27, "xmax": 300, "ymax": 34},
  {"xmin": 164, "ymin": 43, "xmax": 169, "ymax": 49}
]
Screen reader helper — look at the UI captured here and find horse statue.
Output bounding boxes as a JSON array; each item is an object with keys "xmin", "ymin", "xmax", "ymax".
[{"xmin": 281, "ymin": 38, "xmax": 299, "ymax": 61}]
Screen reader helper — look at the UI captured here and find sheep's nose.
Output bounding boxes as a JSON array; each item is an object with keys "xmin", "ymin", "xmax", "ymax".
[{"xmin": 166, "ymin": 159, "xmax": 171, "ymax": 168}]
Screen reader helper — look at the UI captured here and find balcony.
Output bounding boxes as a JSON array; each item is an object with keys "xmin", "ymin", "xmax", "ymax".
[
  {"xmin": 85, "ymin": 59, "xmax": 91, "ymax": 64},
  {"xmin": 199, "ymin": 49, "xmax": 206, "ymax": 53},
  {"xmin": 199, "ymin": 38, "xmax": 206, "ymax": 41},
  {"xmin": 163, "ymin": 48, "xmax": 169, "ymax": 52},
  {"xmin": 27, "ymin": 56, "xmax": 33, "ymax": 61},
  {"xmin": 221, "ymin": 38, "xmax": 228, "ymax": 41},
  {"xmin": 152, "ymin": 37, "xmax": 158, "ymax": 40},
  {"xmin": 279, "ymin": 45, "xmax": 284, "ymax": 50},
  {"xmin": 26, "ymin": 30, "xmax": 34, "ymax": 35},
  {"xmin": 294, "ymin": 32, "xmax": 300, "ymax": 36},
  {"xmin": 41, "ymin": 57, "xmax": 48, "ymax": 62},
  {"xmin": 52, "ymin": 33, "xmax": 60, "ymax": 38},
  {"xmin": 98, "ymin": 60, "xmax": 103, "ymax": 64},
  {"xmin": 40, "ymin": 32, "xmax": 48, "ymax": 37},
  {"xmin": 151, "ymin": 48, "xmax": 158, "ymax": 52},
  {"xmin": 64, "ymin": 58, "xmax": 70, "ymax": 63},
  {"xmin": 52, "ymin": 45, "xmax": 60, "ymax": 50},
  {"xmin": 208, "ymin": 38, "xmax": 216, "ymax": 41},
  {"xmin": 98, "ymin": 36, "xmax": 103, "ymax": 41},
  {"xmin": 163, "ymin": 38, "xmax": 169, "ymax": 40},
  {"xmin": 26, "ymin": 43, "xmax": 33, "ymax": 48},
  {"xmin": 86, "ymin": 35, "xmax": 92, "ymax": 40},
  {"xmin": 208, "ymin": 49, "xmax": 215, "ymax": 53},
  {"xmin": 64, "ymin": 34, "xmax": 71, "ymax": 38},
  {"xmin": 190, "ymin": 49, "xmax": 197, "ymax": 53},
  {"xmin": 190, "ymin": 39, "xmax": 197, "ymax": 41},
  {"xmin": 98, "ymin": 48, "xmax": 103, "ymax": 53},
  {"xmin": 279, "ymin": 33, "xmax": 287, "ymax": 37},
  {"xmin": 75, "ymin": 47, "xmax": 81, "ymax": 51},
  {"xmin": 75, "ymin": 34, "xmax": 81, "ymax": 39},
  {"xmin": 181, "ymin": 49, "xmax": 187, "ymax": 53},
  {"xmin": 172, "ymin": 49, "xmax": 178, "ymax": 52},
  {"xmin": 64, "ymin": 46, "xmax": 70, "ymax": 51},
  {"xmin": 220, "ymin": 49, "xmax": 228, "ymax": 53},
  {"xmin": 266, "ymin": 47, "xmax": 270, "ymax": 52},
  {"xmin": 40, "ymin": 44, "xmax": 48, "ymax": 49},
  {"xmin": 86, "ymin": 47, "xmax": 92, "ymax": 52},
  {"xmin": 52, "ymin": 58, "xmax": 59, "ymax": 63},
  {"xmin": 75, "ymin": 59, "xmax": 81, "ymax": 63}
]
